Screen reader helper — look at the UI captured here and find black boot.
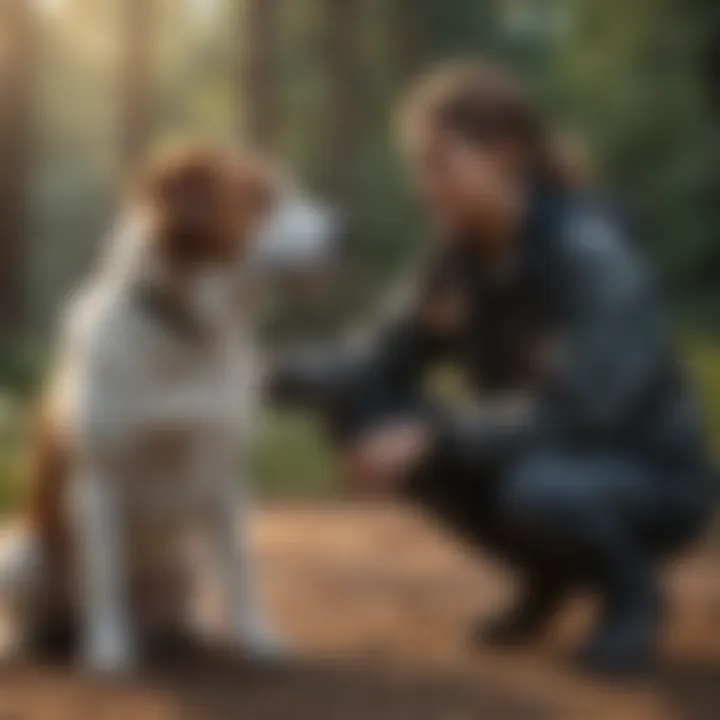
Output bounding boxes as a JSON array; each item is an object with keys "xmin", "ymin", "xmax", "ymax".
[
  {"xmin": 575, "ymin": 557, "xmax": 662, "ymax": 676},
  {"xmin": 25, "ymin": 608, "xmax": 79, "ymax": 663},
  {"xmin": 472, "ymin": 573, "xmax": 569, "ymax": 648}
]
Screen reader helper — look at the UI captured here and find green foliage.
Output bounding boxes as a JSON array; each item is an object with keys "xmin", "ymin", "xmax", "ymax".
[
  {"xmin": 683, "ymin": 335, "xmax": 720, "ymax": 454},
  {"xmin": 28, "ymin": 0, "xmax": 719, "ymax": 330},
  {"xmin": 414, "ymin": 0, "xmax": 500, "ymax": 60},
  {"xmin": 539, "ymin": 0, "xmax": 719, "ymax": 296},
  {"xmin": 0, "ymin": 343, "xmax": 45, "ymax": 401},
  {"xmin": 0, "ymin": 394, "xmax": 28, "ymax": 516},
  {"xmin": 248, "ymin": 409, "xmax": 340, "ymax": 498}
]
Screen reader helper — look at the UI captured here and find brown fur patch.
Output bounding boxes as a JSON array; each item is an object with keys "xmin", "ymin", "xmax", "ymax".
[
  {"xmin": 27, "ymin": 399, "xmax": 73, "ymax": 606},
  {"xmin": 138, "ymin": 142, "xmax": 280, "ymax": 268}
]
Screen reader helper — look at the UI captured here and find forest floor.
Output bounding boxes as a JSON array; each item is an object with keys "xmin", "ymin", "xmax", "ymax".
[{"xmin": 2, "ymin": 503, "xmax": 720, "ymax": 720}]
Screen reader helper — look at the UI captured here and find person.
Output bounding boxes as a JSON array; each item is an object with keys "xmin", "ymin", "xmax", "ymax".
[{"xmin": 268, "ymin": 60, "xmax": 713, "ymax": 674}]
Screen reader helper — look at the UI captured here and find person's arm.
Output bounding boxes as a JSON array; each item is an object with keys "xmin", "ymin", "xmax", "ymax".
[{"xmin": 267, "ymin": 251, "xmax": 466, "ymax": 435}]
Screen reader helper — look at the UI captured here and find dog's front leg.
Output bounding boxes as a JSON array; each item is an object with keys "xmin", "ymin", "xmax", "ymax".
[
  {"xmin": 74, "ymin": 466, "xmax": 136, "ymax": 674},
  {"xmin": 211, "ymin": 467, "xmax": 284, "ymax": 660}
]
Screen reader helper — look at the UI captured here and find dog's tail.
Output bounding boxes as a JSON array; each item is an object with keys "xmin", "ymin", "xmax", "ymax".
[
  {"xmin": 28, "ymin": 401, "xmax": 69, "ymax": 546},
  {"xmin": 0, "ymin": 524, "xmax": 43, "ymax": 654},
  {"xmin": 0, "ymin": 400, "xmax": 71, "ymax": 652},
  {"xmin": 23, "ymin": 397, "xmax": 73, "ymax": 605},
  {"xmin": 0, "ymin": 399, "xmax": 63, "ymax": 606}
]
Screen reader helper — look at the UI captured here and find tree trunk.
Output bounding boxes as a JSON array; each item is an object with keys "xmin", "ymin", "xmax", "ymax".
[
  {"xmin": 242, "ymin": 0, "xmax": 281, "ymax": 148},
  {"xmin": 322, "ymin": 0, "xmax": 361, "ymax": 204},
  {"xmin": 0, "ymin": 0, "xmax": 35, "ymax": 335},
  {"xmin": 390, "ymin": 0, "xmax": 425, "ymax": 82},
  {"xmin": 119, "ymin": 0, "xmax": 155, "ymax": 176}
]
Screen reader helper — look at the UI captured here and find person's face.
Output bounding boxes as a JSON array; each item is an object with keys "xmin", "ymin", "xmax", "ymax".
[{"xmin": 405, "ymin": 123, "xmax": 523, "ymax": 243}]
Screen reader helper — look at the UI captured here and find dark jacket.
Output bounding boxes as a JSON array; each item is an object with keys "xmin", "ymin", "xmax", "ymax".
[
  {"xmin": 363, "ymin": 186, "xmax": 706, "ymax": 469},
  {"xmin": 272, "ymin": 184, "xmax": 711, "ymax": 491}
]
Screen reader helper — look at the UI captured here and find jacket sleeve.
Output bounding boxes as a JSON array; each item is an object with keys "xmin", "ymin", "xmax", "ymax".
[
  {"xmin": 360, "ymin": 255, "xmax": 467, "ymax": 389},
  {"xmin": 535, "ymin": 210, "xmax": 670, "ymax": 442},
  {"xmin": 267, "ymin": 253, "xmax": 464, "ymax": 419}
]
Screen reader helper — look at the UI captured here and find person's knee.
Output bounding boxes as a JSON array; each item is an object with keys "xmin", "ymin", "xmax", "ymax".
[{"xmin": 502, "ymin": 455, "xmax": 592, "ymax": 538}]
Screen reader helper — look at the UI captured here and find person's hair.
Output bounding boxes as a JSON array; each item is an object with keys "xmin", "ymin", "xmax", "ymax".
[{"xmin": 397, "ymin": 59, "xmax": 583, "ymax": 188}]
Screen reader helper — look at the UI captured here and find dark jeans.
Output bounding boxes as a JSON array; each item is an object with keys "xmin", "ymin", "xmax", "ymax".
[{"xmin": 408, "ymin": 441, "xmax": 710, "ymax": 585}]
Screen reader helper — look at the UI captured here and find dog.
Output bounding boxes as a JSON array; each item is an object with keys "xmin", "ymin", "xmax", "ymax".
[{"xmin": 0, "ymin": 143, "xmax": 338, "ymax": 674}]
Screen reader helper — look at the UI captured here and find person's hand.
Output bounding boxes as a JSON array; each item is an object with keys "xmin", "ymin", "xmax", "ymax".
[{"xmin": 343, "ymin": 420, "xmax": 433, "ymax": 496}]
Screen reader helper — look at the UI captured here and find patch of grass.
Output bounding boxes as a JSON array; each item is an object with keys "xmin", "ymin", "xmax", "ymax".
[
  {"xmin": 683, "ymin": 335, "xmax": 720, "ymax": 455},
  {"xmin": 248, "ymin": 409, "xmax": 340, "ymax": 498},
  {"xmin": 0, "ymin": 394, "xmax": 28, "ymax": 516},
  {"xmin": 0, "ymin": 342, "xmax": 45, "ymax": 401}
]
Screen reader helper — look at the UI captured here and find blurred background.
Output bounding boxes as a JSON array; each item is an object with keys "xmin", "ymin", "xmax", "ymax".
[
  {"xmin": 2, "ymin": 3, "xmax": 720, "ymax": 718},
  {"xmin": 0, "ymin": 0, "xmax": 718, "ymax": 507}
]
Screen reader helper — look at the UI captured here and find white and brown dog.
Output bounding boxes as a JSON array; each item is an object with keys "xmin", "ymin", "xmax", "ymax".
[{"xmin": 0, "ymin": 144, "xmax": 338, "ymax": 674}]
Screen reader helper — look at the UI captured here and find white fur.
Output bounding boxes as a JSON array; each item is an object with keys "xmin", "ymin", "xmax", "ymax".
[{"xmin": 1, "ymin": 205, "xmax": 335, "ymax": 672}]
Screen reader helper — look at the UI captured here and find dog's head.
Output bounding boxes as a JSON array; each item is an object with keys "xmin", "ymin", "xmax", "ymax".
[
  {"xmin": 137, "ymin": 143, "xmax": 277, "ymax": 269},
  {"xmin": 132, "ymin": 141, "xmax": 340, "ymax": 279}
]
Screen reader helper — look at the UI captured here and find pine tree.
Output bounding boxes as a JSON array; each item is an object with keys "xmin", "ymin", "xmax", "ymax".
[
  {"xmin": 0, "ymin": 0, "xmax": 36, "ymax": 334},
  {"xmin": 119, "ymin": 0, "xmax": 155, "ymax": 174},
  {"xmin": 322, "ymin": 0, "xmax": 360, "ymax": 202},
  {"xmin": 242, "ymin": 0, "xmax": 280, "ymax": 147}
]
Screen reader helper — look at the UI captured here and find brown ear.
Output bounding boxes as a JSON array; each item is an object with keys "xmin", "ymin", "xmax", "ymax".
[{"xmin": 138, "ymin": 143, "xmax": 241, "ymax": 266}]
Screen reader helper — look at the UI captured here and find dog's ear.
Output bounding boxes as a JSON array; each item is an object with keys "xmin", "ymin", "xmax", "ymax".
[{"xmin": 138, "ymin": 143, "xmax": 254, "ymax": 267}]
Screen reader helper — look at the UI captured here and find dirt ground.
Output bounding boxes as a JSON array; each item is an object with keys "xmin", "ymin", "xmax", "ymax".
[{"xmin": 2, "ymin": 503, "xmax": 720, "ymax": 720}]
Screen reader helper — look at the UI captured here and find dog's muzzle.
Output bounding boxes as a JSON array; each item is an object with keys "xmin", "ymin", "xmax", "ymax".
[{"xmin": 253, "ymin": 195, "xmax": 344, "ymax": 278}]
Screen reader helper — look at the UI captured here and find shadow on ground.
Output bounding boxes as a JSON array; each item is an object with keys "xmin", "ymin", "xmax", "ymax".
[{"xmin": 2, "ymin": 649, "xmax": 556, "ymax": 720}]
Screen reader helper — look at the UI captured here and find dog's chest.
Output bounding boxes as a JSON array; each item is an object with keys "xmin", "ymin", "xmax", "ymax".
[
  {"xmin": 120, "ymin": 331, "xmax": 254, "ymax": 517},
  {"xmin": 140, "ymin": 326, "xmax": 254, "ymax": 427}
]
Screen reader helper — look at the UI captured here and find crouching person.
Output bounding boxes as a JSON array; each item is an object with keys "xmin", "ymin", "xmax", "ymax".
[{"xmin": 268, "ymin": 60, "xmax": 714, "ymax": 674}]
